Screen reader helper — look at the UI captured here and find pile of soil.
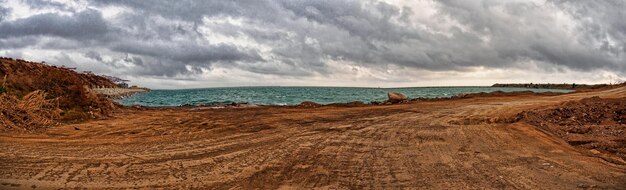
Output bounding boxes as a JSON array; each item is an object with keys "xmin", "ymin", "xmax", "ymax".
[
  {"xmin": 0, "ymin": 57, "xmax": 118, "ymax": 128},
  {"xmin": 516, "ymin": 96, "xmax": 626, "ymax": 161},
  {"xmin": 0, "ymin": 91, "xmax": 62, "ymax": 130}
]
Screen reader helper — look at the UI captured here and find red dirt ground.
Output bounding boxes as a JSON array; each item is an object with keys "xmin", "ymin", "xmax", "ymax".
[{"xmin": 0, "ymin": 87, "xmax": 625, "ymax": 189}]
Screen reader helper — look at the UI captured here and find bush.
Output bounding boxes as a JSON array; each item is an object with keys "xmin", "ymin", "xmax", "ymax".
[{"xmin": 0, "ymin": 86, "xmax": 5, "ymax": 94}]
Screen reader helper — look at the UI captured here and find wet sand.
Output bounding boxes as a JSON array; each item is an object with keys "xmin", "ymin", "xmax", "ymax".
[{"xmin": 1, "ymin": 87, "xmax": 625, "ymax": 189}]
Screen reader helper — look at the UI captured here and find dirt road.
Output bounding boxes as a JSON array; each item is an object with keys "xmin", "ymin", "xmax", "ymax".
[{"xmin": 1, "ymin": 87, "xmax": 625, "ymax": 189}]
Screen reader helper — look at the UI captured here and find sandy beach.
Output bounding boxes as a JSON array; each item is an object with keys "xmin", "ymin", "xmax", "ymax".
[{"xmin": 1, "ymin": 86, "xmax": 624, "ymax": 189}]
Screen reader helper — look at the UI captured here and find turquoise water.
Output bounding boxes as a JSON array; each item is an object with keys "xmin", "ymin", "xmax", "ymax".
[{"xmin": 118, "ymin": 86, "xmax": 572, "ymax": 107}]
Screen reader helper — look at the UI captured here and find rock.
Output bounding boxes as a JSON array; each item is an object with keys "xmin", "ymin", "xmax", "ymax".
[
  {"xmin": 387, "ymin": 92, "xmax": 408, "ymax": 103},
  {"xmin": 369, "ymin": 101, "xmax": 382, "ymax": 105},
  {"xmin": 589, "ymin": 149, "xmax": 601, "ymax": 155},
  {"xmin": 299, "ymin": 101, "xmax": 321, "ymax": 108}
]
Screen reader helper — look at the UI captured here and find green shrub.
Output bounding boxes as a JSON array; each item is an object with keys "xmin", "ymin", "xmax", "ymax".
[{"xmin": 0, "ymin": 86, "xmax": 6, "ymax": 94}]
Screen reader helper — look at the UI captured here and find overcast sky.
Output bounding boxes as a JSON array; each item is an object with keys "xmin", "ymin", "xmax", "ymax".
[{"xmin": 0, "ymin": 0, "xmax": 624, "ymax": 88}]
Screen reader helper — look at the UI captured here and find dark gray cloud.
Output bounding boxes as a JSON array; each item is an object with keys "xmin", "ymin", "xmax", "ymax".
[
  {"xmin": 279, "ymin": 0, "xmax": 419, "ymax": 42},
  {"xmin": 433, "ymin": 0, "xmax": 624, "ymax": 71},
  {"xmin": 25, "ymin": 0, "xmax": 70, "ymax": 11},
  {"xmin": 90, "ymin": 0, "xmax": 282, "ymax": 23},
  {"xmin": 553, "ymin": 0, "xmax": 626, "ymax": 56},
  {"xmin": 0, "ymin": 36, "xmax": 39, "ymax": 49},
  {"xmin": 0, "ymin": 1, "xmax": 9, "ymax": 22},
  {"xmin": 112, "ymin": 41, "xmax": 263, "ymax": 64},
  {"xmin": 0, "ymin": 0, "xmax": 624, "ymax": 87},
  {"xmin": 84, "ymin": 51, "xmax": 103, "ymax": 62},
  {"xmin": 0, "ymin": 9, "xmax": 108, "ymax": 39}
]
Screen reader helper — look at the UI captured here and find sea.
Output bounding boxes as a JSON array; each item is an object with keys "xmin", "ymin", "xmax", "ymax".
[{"xmin": 118, "ymin": 86, "xmax": 572, "ymax": 107}]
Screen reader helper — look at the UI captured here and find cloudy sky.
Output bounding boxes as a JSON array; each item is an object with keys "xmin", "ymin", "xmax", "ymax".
[{"xmin": 0, "ymin": 0, "xmax": 624, "ymax": 88}]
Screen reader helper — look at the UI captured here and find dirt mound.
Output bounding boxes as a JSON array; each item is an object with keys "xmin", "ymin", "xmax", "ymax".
[
  {"xmin": 0, "ymin": 57, "xmax": 118, "ymax": 126},
  {"xmin": 0, "ymin": 91, "xmax": 62, "ymax": 130},
  {"xmin": 516, "ymin": 96, "xmax": 626, "ymax": 162}
]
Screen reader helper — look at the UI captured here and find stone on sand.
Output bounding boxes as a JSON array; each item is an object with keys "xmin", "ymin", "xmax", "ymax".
[{"xmin": 387, "ymin": 92, "xmax": 407, "ymax": 103}]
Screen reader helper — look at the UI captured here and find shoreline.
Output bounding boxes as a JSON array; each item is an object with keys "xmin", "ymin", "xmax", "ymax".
[
  {"xmin": 133, "ymin": 85, "xmax": 580, "ymax": 91},
  {"xmin": 121, "ymin": 89, "xmax": 572, "ymax": 109}
]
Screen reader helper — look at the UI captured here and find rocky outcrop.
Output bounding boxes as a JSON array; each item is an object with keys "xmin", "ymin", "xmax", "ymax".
[{"xmin": 387, "ymin": 92, "xmax": 407, "ymax": 103}]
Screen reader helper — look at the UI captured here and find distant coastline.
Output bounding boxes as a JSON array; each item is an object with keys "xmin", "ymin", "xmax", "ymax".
[
  {"xmin": 492, "ymin": 83, "xmax": 616, "ymax": 90},
  {"xmin": 91, "ymin": 87, "xmax": 150, "ymax": 99}
]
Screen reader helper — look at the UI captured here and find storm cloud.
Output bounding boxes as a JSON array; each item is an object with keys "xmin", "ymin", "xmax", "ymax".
[
  {"xmin": 0, "ymin": 9, "xmax": 108, "ymax": 39},
  {"xmin": 0, "ymin": 0, "xmax": 624, "ymax": 88}
]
